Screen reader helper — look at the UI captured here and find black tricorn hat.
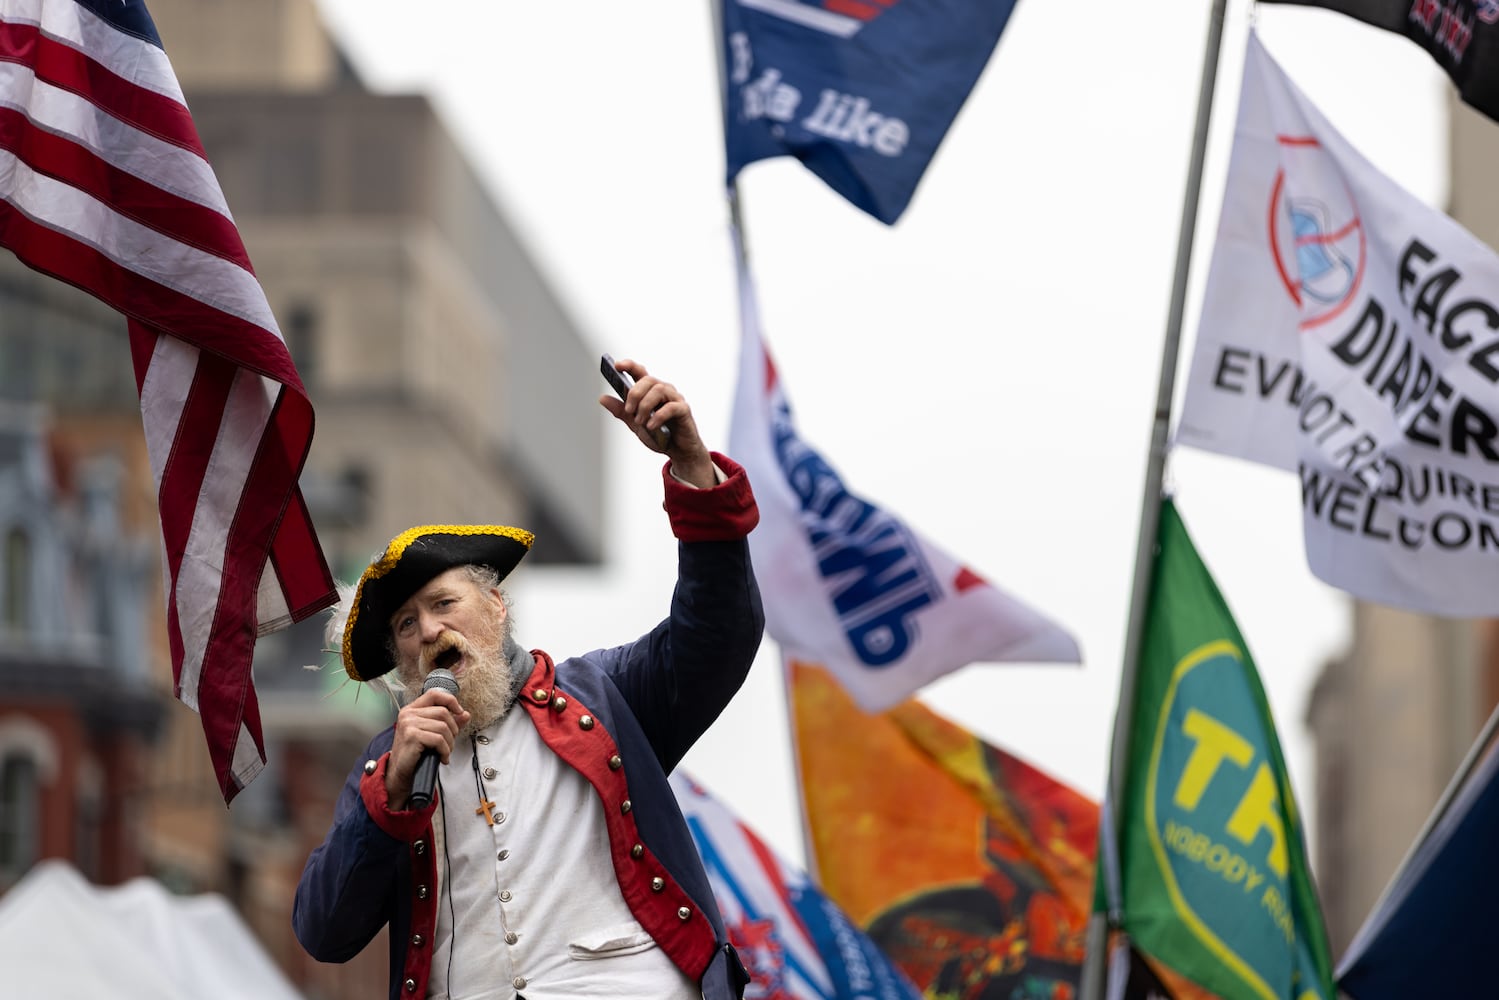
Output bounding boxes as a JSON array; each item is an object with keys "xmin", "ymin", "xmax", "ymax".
[{"xmin": 342, "ymin": 524, "xmax": 534, "ymax": 681}]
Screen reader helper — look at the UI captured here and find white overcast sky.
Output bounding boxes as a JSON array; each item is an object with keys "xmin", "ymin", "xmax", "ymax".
[{"xmin": 313, "ymin": 0, "xmax": 1447, "ymax": 867}]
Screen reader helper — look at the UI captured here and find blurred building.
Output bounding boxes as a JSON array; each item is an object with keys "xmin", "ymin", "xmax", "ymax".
[
  {"xmin": 1303, "ymin": 96, "xmax": 1499, "ymax": 957},
  {"xmin": 0, "ymin": 405, "xmax": 160, "ymax": 891},
  {"xmin": 0, "ymin": 2, "xmax": 603, "ymax": 998}
]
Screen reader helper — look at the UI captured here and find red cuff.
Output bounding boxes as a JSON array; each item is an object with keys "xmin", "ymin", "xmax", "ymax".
[
  {"xmin": 661, "ymin": 452, "xmax": 759, "ymax": 542},
  {"xmin": 359, "ymin": 752, "xmax": 437, "ymax": 842}
]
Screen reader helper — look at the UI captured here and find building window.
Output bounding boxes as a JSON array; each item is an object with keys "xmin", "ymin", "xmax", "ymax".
[
  {"xmin": 4, "ymin": 528, "xmax": 29, "ymax": 631},
  {"xmin": 0, "ymin": 753, "xmax": 39, "ymax": 882},
  {"xmin": 284, "ymin": 301, "xmax": 318, "ymax": 387}
]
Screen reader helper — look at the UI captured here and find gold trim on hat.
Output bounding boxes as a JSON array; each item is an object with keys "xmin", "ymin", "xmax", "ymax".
[{"xmin": 342, "ymin": 524, "xmax": 534, "ymax": 680}]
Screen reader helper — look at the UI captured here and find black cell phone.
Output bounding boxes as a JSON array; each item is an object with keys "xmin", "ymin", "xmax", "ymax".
[{"xmin": 601, "ymin": 353, "xmax": 671, "ymax": 449}]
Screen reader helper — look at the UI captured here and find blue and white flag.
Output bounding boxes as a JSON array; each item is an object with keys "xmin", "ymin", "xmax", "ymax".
[
  {"xmin": 671, "ymin": 772, "xmax": 921, "ymax": 1000},
  {"xmin": 727, "ymin": 235, "xmax": 1080, "ymax": 709},
  {"xmin": 721, "ymin": 0, "xmax": 1019, "ymax": 224}
]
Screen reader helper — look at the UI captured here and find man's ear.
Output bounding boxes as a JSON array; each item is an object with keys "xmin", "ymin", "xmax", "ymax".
[{"xmin": 487, "ymin": 587, "xmax": 506, "ymax": 621}]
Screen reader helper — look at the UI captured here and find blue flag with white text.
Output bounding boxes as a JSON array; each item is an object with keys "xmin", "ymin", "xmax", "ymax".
[{"xmin": 721, "ymin": 0, "xmax": 1019, "ymax": 224}]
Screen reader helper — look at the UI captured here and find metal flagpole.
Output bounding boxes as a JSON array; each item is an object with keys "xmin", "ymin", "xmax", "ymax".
[
  {"xmin": 709, "ymin": 0, "xmax": 752, "ymax": 263},
  {"xmin": 1078, "ymin": 0, "xmax": 1232, "ymax": 995},
  {"xmin": 710, "ymin": 0, "xmax": 823, "ymax": 879}
]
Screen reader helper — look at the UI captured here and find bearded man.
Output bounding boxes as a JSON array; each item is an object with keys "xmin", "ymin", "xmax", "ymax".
[{"xmin": 292, "ymin": 360, "xmax": 763, "ymax": 1000}]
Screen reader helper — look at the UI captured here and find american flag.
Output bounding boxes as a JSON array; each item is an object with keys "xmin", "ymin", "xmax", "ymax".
[{"xmin": 0, "ymin": 0, "xmax": 336, "ymax": 801}]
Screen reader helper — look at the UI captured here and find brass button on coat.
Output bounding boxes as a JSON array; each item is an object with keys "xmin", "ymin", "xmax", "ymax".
[
  {"xmin": 412, "ymin": 934, "xmax": 424, "ymax": 947},
  {"xmin": 677, "ymin": 907, "xmax": 691, "ymax": 920},
  {"xmin": 404, "ymin": 979, "xmax": 416, "ymax": 993},
  {"xmin": 416, "ymin": 885, "xmax": 428, "ymax": 900},
  {"xmin": 651, "ymin": 877, "xmax": 665, "ymax": 892},
  {"xmin": 620, "ymin": 799, "xmax": 632, "ymax": 814},
  {"xmin": 579, "ymin": 715, "xmax": 594, "ymax": 730},
  {"xmin": 413, "ymin": 840, "xmax": 426, "ymax": 855},
  {"xmin": 608, "ymin": 755, "xmax": 622, "ymax": 770},
  {"xmin": 552, "ymin": 695, "xmax": 568, "ymax": 711},
  {"xmin": 532, "ymin": 688, "xmax": 549, "ymax": 703},
  {"xmin": 631, "ymin": 844, "xmax": 644, "ymax": 859},
  {"xmin": 363, "ymin": 759, "xmax": 377, "ymax": 776}
]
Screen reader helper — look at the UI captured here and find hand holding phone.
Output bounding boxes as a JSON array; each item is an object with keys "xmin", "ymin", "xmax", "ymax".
[{"xmin": 601, "ymin": 354, "xmax": 671, "ymax": 450}]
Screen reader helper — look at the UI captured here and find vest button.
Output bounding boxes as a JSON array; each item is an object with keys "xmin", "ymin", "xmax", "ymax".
[
  {"xmin": 483, "ymin": 767, "xmax": 497, "ymax": 780},
  {"xmin": 505, "ymin": 931, "xmax": 518, "ymax": 945},
  {"xmin": 513, "ymin": 977, "xmax": 527, "ymax": 990}
]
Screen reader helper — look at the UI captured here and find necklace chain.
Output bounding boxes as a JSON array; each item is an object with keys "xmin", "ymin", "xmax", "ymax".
[{"xmin": 470, "ymin": 735, "xmax": 499, "ymax": 826}]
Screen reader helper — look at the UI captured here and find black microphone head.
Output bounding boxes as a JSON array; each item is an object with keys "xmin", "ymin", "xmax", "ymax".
[{"xmin": 421, "ymin": 667, "xmax": 459, "ymax": 697}]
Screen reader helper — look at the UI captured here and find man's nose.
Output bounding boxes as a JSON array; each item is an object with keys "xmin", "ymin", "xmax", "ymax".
[{"xmin": 417, "ymin": 610, "xmax": 447, "ymax": 642}]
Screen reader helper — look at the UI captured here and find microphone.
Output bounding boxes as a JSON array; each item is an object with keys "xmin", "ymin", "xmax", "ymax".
[{"xmin": 407, "ymin": 668, "xmax": 459, "ymax": 811}]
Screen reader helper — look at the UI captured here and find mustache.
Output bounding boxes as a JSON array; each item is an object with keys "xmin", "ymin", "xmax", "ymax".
[{"xmin": 419, "ymin": 630, "xmax": 473, "ymax": 672}]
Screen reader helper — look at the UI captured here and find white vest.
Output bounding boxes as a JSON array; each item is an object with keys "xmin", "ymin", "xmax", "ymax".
[{"xmin": 426, "ymin": 709, "xmax": 698, "ymax": 1000}]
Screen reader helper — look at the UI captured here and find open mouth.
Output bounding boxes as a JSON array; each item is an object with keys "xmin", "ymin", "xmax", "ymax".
[{"xmin": 427, "ymin": 632, "xmax": 466, "ymax": 673}]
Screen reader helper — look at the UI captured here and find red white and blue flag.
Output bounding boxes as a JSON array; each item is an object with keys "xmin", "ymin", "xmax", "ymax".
[
  {"xmin": 727, "ymin": 235, "xmax": 1080, "ymax": 709},
  {"xmin": 0, "ymin": 0, "xmax": 335, "ymax": 800},
  {"xmin": 670, "ymin": 771, "xmax": 921, "ymax": 1000}
]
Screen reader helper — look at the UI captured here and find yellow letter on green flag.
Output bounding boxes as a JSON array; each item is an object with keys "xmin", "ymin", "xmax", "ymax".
[{"xmin": 1107, "ymin": 498, "xmax": 1335, "ymax": 1000}]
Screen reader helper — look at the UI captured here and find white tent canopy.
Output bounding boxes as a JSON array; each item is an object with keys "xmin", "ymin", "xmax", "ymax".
[{"xmin": 0, "ymin": 859, "xmax": 303, "ymax": 1000}]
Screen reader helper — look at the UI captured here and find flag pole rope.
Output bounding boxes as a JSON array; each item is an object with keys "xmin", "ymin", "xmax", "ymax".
[{"xmin": 1080, "ymin": 0, "xmax": 1232, "ymax": 995}]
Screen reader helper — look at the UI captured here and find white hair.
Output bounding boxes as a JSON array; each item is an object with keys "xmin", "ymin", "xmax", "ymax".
[{"xmin": 323, "ymin": 579, "xmax": 359, "ymax": 662}]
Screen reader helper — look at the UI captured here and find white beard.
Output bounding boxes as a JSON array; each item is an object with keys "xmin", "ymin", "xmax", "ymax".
[{"xmin": 403, "ymin": 613, "xmax": 517, "ymax": 735}]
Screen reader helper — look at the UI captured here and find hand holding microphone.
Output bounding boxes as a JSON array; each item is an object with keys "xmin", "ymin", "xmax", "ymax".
[{"xmin": 388, "ymin": 667, "xmax": 465, "ymax": 810}]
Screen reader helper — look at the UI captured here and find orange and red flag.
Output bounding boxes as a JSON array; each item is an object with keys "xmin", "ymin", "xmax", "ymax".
[{"xmin": 791, "ymin": 661, "xmax": 1212, "ymax": 1000}]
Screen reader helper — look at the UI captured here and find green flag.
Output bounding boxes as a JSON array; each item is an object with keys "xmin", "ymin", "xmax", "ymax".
[{"xmin": 1102, "ymin": 498, "xmax": 1335, "ymax": 1000}]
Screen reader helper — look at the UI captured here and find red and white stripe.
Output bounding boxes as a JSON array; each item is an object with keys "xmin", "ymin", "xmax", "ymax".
[{"xmin": 0, "ymin": 0, "xmax": 335, "ymax": 800}]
